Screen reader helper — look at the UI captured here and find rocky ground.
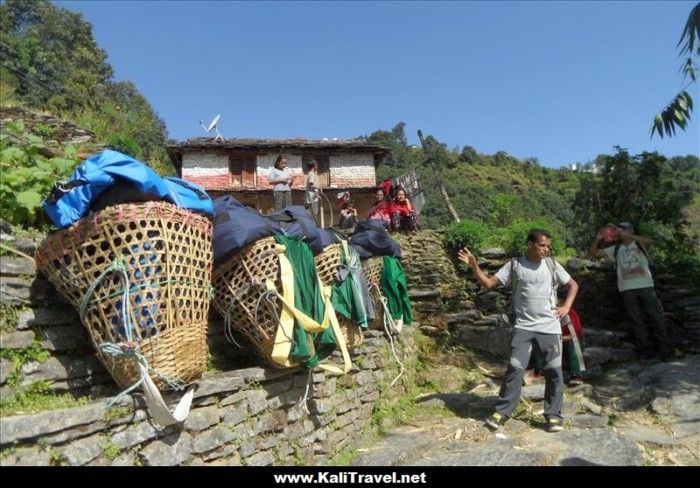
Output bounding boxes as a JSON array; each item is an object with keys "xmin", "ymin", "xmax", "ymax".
[{"xmin": 349, "ymin": 350, "xmax": 699, "ymax": 466}]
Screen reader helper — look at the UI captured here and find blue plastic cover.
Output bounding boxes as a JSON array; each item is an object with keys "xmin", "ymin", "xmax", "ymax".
[{"xmin": 42, "ymin": 149, "xmax": 213, "ymax": 228}]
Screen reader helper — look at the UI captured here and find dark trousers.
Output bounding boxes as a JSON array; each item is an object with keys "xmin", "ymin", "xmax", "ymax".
[
  {"xmin": 496, "ymin": 328, "xmax": 564, "ymax": 420},
  {"xmin": 390, "ymin": 211, "xmax": 418, "ymax": 232},
  {"xmin": 621, "ymin": 287, "xmax": 671, "ymax": 356}
]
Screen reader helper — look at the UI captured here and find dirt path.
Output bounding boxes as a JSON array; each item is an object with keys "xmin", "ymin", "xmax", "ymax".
[{"xmin": 350, "ymin": 354, "xmax": 699, "ymax": 466}]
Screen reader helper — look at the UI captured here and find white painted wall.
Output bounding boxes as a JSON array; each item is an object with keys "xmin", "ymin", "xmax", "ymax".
[
  {"xmin": 329, "ymin": 153, "xmax": 376, "ymax": 181},
  {"xmin": 181, "ymin": 152, "xmax": 229, "ymax": 177}
]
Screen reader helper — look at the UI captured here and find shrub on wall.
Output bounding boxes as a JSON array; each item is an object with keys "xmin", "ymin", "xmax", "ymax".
[
  {"xmin": 0, "ymin": 120, "xmax": 81, "ymax": 229},
  {"xmin": 499, "ymin": 218, "xmax": 566, "ymax": 257},
  {"xmin": 444, "ymin": 219, "xmax": 490, "ymax": 252}
]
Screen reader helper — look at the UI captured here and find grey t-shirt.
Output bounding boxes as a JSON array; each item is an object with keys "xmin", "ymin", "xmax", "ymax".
[
  {"xmin": 269, "ymin": 167, "xmax": 291, "ymax": 192},
  {"xmin": 495, "ymin": 257, "xmax": 572, "ymax": 334},
  {"xmin": 305, "ymin": 170, "xmax": 318, "ymax": 204}
]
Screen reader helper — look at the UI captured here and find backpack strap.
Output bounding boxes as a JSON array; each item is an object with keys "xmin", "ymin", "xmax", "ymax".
[
  {"xmin": 635, "ymin": 240, "xmax": 651, "ymax": 263},
  {"xmin": 614, "ymin": 241, "xmax": 651, "ymax": 267},
  {"xmin": 510, "ymin": 257, "xmax": 521, "ymax": 292},
  {"xmin": 544, "ymin": 256, "xmax": 558, "ymax": 290}
]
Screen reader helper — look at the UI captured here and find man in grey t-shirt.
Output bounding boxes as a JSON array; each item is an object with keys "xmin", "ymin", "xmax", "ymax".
[{"xmin": 458, "ymin": 228, "xmax": 579, "ymax": 433}]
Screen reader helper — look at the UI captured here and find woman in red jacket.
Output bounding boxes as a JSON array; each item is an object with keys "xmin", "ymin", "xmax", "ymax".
[
  {"xmin": 389, "ymin": 186, "xmax": 418, "ymax": 232},
  {"xmin": 367, "ymin": 187, "xmax": 391, "ymax": 228}
]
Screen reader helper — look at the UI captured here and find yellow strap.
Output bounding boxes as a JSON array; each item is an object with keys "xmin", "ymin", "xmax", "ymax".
[
  {"xmin": 270, "ymin": 252, "xmax": 301, "ymax": 368},
  {"xmin": 315, "ymin": 281, "xmax": 352, "ymax": 375},
  {"xmin": 269, "ymin": 250, "xmax": 351, "ymax": 374}
]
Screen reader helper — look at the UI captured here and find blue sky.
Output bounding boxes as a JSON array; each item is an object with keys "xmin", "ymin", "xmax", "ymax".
[{"xmin": 58, "ymin": 0, "xmax": 699, "ymax": 168}]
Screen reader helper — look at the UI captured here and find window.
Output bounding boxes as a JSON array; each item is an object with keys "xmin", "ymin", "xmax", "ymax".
[
  {"xmin": 302, "ymin": 154, "xmax": 330, "ymax": 188},
  {"xmin": 229, "ymin": 153, "xmax": 256, "ymax": 187}
]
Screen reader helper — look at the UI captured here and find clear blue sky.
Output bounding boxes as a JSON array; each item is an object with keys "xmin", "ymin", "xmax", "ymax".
[{"xmin": 58, "ymin": 0, "xmax": 699, "ymax": 168}]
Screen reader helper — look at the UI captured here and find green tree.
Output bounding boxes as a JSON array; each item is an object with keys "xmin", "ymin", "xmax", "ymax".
[
  {"xmin": 417, "ymin": 130, "xmax": 460, "ymax": 222},
  {"xmin": 572, "ymin": 147, "xmax": 698, "ymax": 273},
  {"xmin": 651, "ymin": 2, "xmax": 700, "ymax": 138},
  {"xmin": 0, "ymin": 0, "xmax": 174, "ymax": 175},
  {"xmin": 0, "ymin": 0, "xmax": 113, "ymax": 112}
]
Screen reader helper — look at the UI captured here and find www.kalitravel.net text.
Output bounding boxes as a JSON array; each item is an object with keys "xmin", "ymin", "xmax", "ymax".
[{"xmin": 273, "ymin": 471, "xmax": 428, "ymax": 484}]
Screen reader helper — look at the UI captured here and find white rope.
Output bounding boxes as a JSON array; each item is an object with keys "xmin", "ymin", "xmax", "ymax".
[
  {"xmin": 369, "ymin": 283, "xmax": 405, "ymax": 387},
  {"xmin": 297, "ymin": 368, "xmax": 314, "ymax": 415}
]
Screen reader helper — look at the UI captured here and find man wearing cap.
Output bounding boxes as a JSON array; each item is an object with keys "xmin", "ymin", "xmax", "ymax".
[{"xmin": 588, "ymin": 222, "xmax": 672, "ymax": 360}]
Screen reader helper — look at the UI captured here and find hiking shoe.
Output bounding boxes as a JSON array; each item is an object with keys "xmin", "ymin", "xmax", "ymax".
[
  {"xmin": 546, "ymin": 417, "xmax": 564, "ymax": 432},
  {"xmin": 568, "ymin": 375, "xmax": 583, "ymax": 386},
  {"xmin": 485, "ymin": 412, "xmax": 508, "ymax": 430}
]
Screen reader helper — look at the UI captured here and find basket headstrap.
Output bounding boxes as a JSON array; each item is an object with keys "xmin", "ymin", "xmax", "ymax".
[{"xmin": 269, "ymin": 251, "xmax": 351, "ymax": 374}]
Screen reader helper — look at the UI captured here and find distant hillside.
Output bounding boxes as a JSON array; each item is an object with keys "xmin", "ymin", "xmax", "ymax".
[{"xmin": 370, "ymin": 124, "xmax": 699, "ymax": 279}]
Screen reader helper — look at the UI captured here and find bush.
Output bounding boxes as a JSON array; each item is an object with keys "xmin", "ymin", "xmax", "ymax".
[
  {"xmin": 444, "ymin": 219, "xmax": 490, "ymax": 252},
  {"xmin": 499, "ymin": 219, "xmax": 566, "ymax": 257},
  {"xmin": 0, "ymin": 120, "xmax": 80, "ymax": 229},
  {"xmin": 105, "ymin": 134, "xmax": 141, "ymax": 159}
]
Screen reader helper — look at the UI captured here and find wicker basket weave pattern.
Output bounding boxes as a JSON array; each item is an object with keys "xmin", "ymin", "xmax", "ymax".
[
  {"xmin": 35, "ymin": 202, "xmax": 212, "ymax": 389},
  {"xmin": 211, "ymin": 237, "xmax": 286, "ymax": 365},
  {"xmin": 362, "ymin": 256, "xmax": 385, "ymax": 330},
  {"xmin": 314, "ymin": 244, "xmax": 363, "ymax": 349}
]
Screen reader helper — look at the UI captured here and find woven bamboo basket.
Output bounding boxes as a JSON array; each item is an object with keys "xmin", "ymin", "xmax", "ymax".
[
  {"xmin": 362, "ymin": 256, "xmax": 385, "ymax": 330},
  {"xmin": 35, "ymin": 201, "xmax": 212, "ymax": 390},
  {"xmin": 211, "ymin": 237, "xmax": 287, "ymax": 367},
  {"xmin": 314, "ymin": 244, "xmax": 364, "ymax": 349}
]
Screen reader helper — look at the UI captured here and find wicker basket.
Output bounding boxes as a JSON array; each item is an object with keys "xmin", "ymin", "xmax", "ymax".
[
  {"xmin": 362, "ymin": 256, "xmax": 385, "ymax": 330},
  {"xmin": 211, "ymin": 237, "xmax": 287, "ymax": 366},
  {"xmin": 314, "ymin": 244, "xmax": 364, "ymax": 349},
  {"xmin": 35, "ymin": 201, "xmax": 212, "ymax": 390}
]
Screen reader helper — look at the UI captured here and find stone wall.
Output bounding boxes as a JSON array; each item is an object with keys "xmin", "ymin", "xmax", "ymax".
[
  {"xmin": 392, "ymin": 231, "xmax": 470, "ymax": 333},
  {"xmin": 0, "ymin": 331, "xmax": 416, "ymax": 466},
  {"xmin": 2, "ymin": 227, "xmax": 697, "ymax": 465},
  {"xmin": 444, "ymin": 250, "xmax": 700, "ymax": 362},
  {"xmin": 0, "ymin": 227, "xmax": 417, "ymax": 466}
]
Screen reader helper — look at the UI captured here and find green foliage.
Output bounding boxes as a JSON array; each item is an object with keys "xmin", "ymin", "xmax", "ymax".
[
  {"xmin": 444, "ymin": 219, "xmax": 490, "ymax": 252},
  {"xmin": 0, "ymin": 304, "xmax": 20, "ymax": 333},
  {"xmin": 573, "ymin": 147, "xmax": 700, "ymax": 281},
  {"xmin": 0, "ymin": 0, "xmax": 174, "ymax": 175},
  {"xmin": 0, "ymin": 0, "xmax": 113, "ymax": 112},
  {"xmin": 0, "ymin": 119, "xmax": 81, "ymax": 229},
  {"xmin": 0, "ymin": 380, "xmax": 90, "ymax": 416},
  {"xmin": 105, "ymin": 133, "xmax": 140, "ymax": 159},
  {"xmin": 498, "ymin": 219, "xmax": 566, "ymax": 257},
  {"xmin": 0, "ymin": 341, "xmax": 51, "ymax": 386},
  {"xmin": 101, "ymin": 437, "xmax": 122, "ymax": 461},
  {"xmin": 651, "ymin": 2, "xmax": 699, "ymax": 138},
  {"xmin": 490, "ymin": 193, "xmax": 517, "ymax": 226}
]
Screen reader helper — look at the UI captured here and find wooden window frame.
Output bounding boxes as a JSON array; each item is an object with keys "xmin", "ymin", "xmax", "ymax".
[
  {"xmin": 302, "ymin": 154, "xmax": 330, "ymax": 188},
  {"xmin": 228, "ymin": 152, "xmax": 257, "ymax": 188}
]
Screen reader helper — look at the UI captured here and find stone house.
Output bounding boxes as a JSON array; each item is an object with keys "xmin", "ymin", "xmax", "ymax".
[{"xmin": 167, "ymin": 138, "xmax": 389, "ymax": 222}]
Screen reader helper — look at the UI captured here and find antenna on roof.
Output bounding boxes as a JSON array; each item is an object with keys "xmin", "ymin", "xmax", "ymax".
[{"xmin": 199, "ymin": 114, "xmax": 223, "ymax": 141}]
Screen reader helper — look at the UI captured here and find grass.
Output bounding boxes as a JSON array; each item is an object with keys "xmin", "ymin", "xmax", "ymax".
[
  {"xmin": 0, "ymin": 341, "xmax": 51, "ymax": 386},
  {"xmin": 0, "ymin": 380, "xmax": 90, "ymax": 416},
  {"xmin": 0, "ymin": 304, "xmax": 20, "ymax": 333}
]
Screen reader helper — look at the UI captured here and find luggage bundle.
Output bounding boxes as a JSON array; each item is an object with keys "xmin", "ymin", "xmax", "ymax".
[
  {"xmin": 361, "ymin": 256, "xmax": 387, "ymax": 331},
  {"xmin": 35, "ymin": 150, "xmax": 214, "ymax": 425},
  {"xmin": 35, "ymin": 201, "xmax": 212, "ymax": 390},
  {"xmin": 211, "ymin": 236, "xmax": 288, "ymax": 365},
  {"xmin": 211, "ymin": 197, "xmax": 351, "ymax": 373},
  {"xmin": 314, "ymin": 243, "xmax": 364, "ymax": 350}
]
